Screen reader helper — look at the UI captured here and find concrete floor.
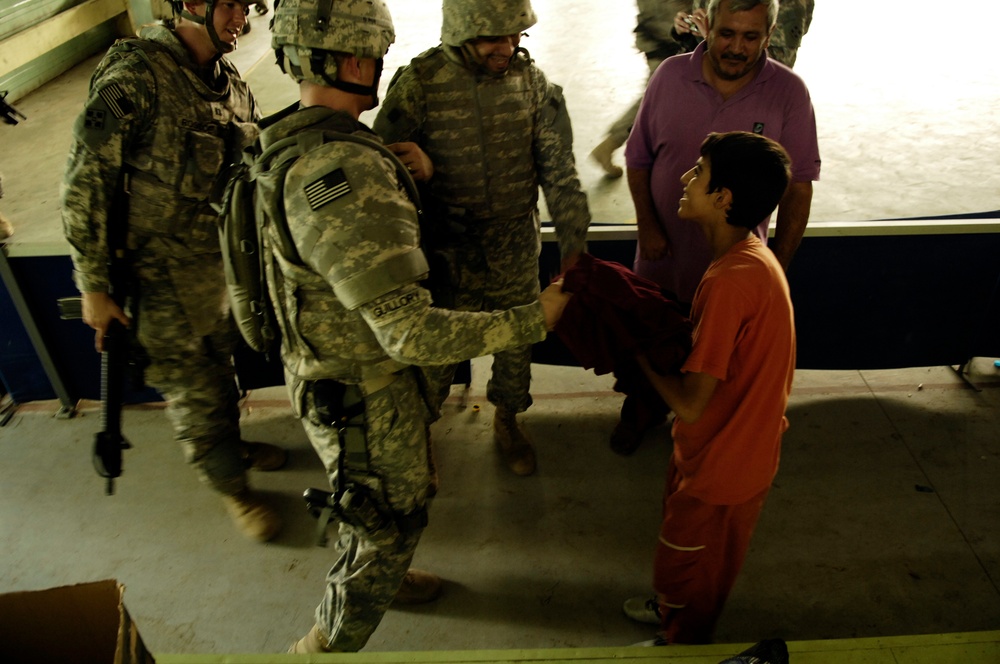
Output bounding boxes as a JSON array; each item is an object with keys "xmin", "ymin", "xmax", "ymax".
[
  {"xmin": 1, "ymin": 0, "xmax": 1000, "ymax": 658},
  {"xmin": 2, "ymin": 360, "xmax": 999, "ymax": 655}
]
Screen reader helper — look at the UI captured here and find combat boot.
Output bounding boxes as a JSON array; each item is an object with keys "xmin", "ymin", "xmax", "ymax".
[
  {"xmin": 393, "ymin": 569, "xmax": 443, "ymax": 605},
  {"xmin": 0, "ymin": 212, "xmax": 13, "ymax": 240},
  {"xmin": 589, "ymin": 136, "xmax": 624, "ymax": 179},
  {"xmin": 288, "ymin": 624, "xmax": 334, "ymax": 653},
  {"xmin": 493, "ymin": 407, "xmax": 536, "ymax": 476},
  {"xmin": 240, "ymin": 440, "xmax": 288, "ymax": 471},
  {"xmin": 222, "ymin": 489, "xmax": 282, "ymax": 542}
]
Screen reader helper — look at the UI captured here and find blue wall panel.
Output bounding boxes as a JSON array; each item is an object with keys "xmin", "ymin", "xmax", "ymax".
[{"xmin": 3, "ymin": 223, "xmax": 1000, "ymax": 404}]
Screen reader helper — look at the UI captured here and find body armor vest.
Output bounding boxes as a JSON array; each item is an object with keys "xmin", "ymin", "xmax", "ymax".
[
  {"xmin": 413, "ymin": 47, "xmax": 538, "ymax": 220},
  {"xmin": 257, "ymin": 107, "xmax": 421, "ymax": 383},
  {"xmin": 102, "ymin": 28, "xmax": 255, "ymax": 255}
]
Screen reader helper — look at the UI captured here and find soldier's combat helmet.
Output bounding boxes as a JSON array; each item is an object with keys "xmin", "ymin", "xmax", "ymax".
[
  {"xmin": 170, "ymin": 0, "xmax": 251, "ymax": 55},
  {"xmin": 441, "ymin": 0, "xmax": 537, "ymax": 47},
  {"xmin": 271, "ymin": 0, "xmax": 394, "ymax": 102}
]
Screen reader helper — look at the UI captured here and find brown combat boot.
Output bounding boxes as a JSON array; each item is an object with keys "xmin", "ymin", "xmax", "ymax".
[
  {"xmin": 393, "ymin": 569, "xmax": 443, "ymax": 605},
  {"xmin": 493, "ymin": 407, "xmax": 536, "ymax": 476},
  {"xmin": 0, "ymin": 212, "xmax": 13, "ymax": 241},
  {"xmin": 589, "ymin": 136, "xmax": 624, "ymax": 179},
  {"xmin": 240, "ymin": 441, "xmax": 288, "ymax": 471},
  {"xmin": 221, "ymin": 489, "xmax": 282, "ymax": 542},
  {"xmin": 288, "ymin": 624, "xmax": 334, "ymax": 653}
]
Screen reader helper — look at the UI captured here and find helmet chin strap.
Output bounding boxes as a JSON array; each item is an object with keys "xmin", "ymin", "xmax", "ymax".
[
  {"xmin": 312, "ymin": 52, "xmax": 384, "ymax": 108},
  {"xmin": 459, "ymin": 42, "xmax": 524, "ymax": 78},
  {"xmin": 181, "ymin": 0, "xmax": 236, "ymax": 55}
]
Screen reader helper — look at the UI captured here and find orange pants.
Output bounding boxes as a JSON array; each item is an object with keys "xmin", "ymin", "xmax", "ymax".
[{"xmin": 653, "ymin": 461, "xmax": 771, "ymax": 644}]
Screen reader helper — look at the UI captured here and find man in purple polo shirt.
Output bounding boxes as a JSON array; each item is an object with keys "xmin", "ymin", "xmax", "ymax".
[{"xmin": 614, "ymin": 0, "xmax": 820, "ymax": 455}]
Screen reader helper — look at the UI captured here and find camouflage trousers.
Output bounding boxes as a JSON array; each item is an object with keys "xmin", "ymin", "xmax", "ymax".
[
  {"xmin": 605, "ymin": 55, "xmax": 667, "ymax": 148},
  {"xmin": 423, "ymin": 212, "xmax": 541, "ymax": 415},
  {"xmin": 135, "ymin": 258, "xmax": 246, "ymax": 496},
  {"xmin": 289, "ymin": 369, "xmax": 431, "ymax": 651},
  {"xmin": 769, "ymin": 0, "xmax": 815, "ymax": 67}
]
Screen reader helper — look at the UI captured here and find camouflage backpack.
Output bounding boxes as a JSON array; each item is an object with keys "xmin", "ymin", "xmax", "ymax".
[{"xmin": 217, "ymin": 111, "xmax": 422, "ymax": 355}]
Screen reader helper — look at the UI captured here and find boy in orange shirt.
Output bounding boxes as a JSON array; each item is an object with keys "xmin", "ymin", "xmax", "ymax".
[{"xmin": 626, "ymin": 131, "xmax": 796, "ymax": 644}]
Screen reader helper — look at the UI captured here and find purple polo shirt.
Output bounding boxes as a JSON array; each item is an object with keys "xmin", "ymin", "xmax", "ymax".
[{"xmin": 624, "ymin": 41, "xmax": 821, "ymax": 303}]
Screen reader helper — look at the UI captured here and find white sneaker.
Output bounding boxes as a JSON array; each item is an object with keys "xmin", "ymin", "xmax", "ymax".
[{"xmin": 622, "ymin": 595, "xmax": 661, "ymax": 625}]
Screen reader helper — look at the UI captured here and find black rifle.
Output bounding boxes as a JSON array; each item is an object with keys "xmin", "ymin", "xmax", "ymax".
[
  {"xmin": 0, "ymin": 91, "xmax": 27, "ymax": 125},
  {"xmin": 60, "ymin": 169, "xmax": 134, "ymax": 495},
  {"xmin": 94, "ymin": 169, "xmax": 134, "ymax": 495}
]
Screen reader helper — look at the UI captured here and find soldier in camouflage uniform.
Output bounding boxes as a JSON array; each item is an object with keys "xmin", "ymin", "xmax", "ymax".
[
  {"xmin": 590, "ymin": 0, "xmax": 814, "ymax": 178},
  {"xmin": 765, "ymin": 0, "xmax": 814, "ymax": 66},
  {"xmin": 61, "ymin": 0, "xmax": 286, "ymax": 541},
  {"xmin": 373, "ymin": 0, "xmax": 591, "ymax": 478},
  {"xmin": 590, "ymin": 0, "xmax": 689, "ymax": 178},
  {"xmin": 261, "ymin": 0, "xmax": 569, "ymax": 652}
]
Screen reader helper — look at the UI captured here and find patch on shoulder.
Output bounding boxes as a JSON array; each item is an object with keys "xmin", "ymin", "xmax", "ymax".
[
  {"xmin": 84, "ymin": 109, "xmax": 107, "ymax": 131},
  {"xmin": 98, "ymin": 83, "xmax": 135, "ymax": 120},
  {"xmin": 304, "ymin": 167, "xmax": 352, "ymax": 210}
]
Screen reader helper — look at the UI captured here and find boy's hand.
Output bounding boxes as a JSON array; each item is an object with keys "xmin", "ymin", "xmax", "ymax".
[{"xmin": 637, "ymin": 353, "xmax": 718, "ymax": 425}]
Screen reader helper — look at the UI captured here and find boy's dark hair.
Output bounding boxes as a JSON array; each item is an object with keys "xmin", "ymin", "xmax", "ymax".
[{"xmin": 700, "ymin": 131, "xmax": 791, "ymax": 230}]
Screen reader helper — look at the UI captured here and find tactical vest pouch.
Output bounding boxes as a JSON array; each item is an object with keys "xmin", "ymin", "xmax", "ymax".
[
  {"xmin": 180, "ymin": 129, "xmax": 226, "ymax": 200},
  {"xmin": 128, "ymin": 172, "xmax": 200, "ymax": 237}
]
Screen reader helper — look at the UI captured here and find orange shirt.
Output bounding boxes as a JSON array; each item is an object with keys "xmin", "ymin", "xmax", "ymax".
[{"xmin": 672, "ymin": 236, "xmax": 796, "ymax": 505}]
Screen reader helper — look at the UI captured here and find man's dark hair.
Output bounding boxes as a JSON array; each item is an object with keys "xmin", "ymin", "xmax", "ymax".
[{"xmin": 700, "ymin": 131, "xmax": 791, "ymax": 230}]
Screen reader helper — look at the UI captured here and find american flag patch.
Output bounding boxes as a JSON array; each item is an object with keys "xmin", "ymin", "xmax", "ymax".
[
  {"xmin": 98, "ymin": 83, "xmax": 135, "ymax": 119},
  {"xmin": 304, "ymin": 168, "xmax": 352, "ymax": 210}
]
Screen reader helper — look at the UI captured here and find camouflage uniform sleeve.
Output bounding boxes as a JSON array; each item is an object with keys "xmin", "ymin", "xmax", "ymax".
[
  {"xmin": 284, "ymin": 139, "xmax": 546, "ymax": 367},
  {"xmin": 530, "ymin": 64, "xmax": 591, "ymax": 262},
  {"xmin": 372, "ymin": 64, "xmax": 426, "ymax": 145},
  {"xmin": 61, "ymin": 53, "xmax": 156, "ymax": 293},
  {"xmin": 361, "ymin": 285, "xmax": 547, "ymax": 367}
]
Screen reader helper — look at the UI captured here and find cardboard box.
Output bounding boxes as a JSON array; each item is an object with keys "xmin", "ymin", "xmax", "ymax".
[{"xmin": 0, "ymin": 579, "xmax": 155, "ymax": 664}]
